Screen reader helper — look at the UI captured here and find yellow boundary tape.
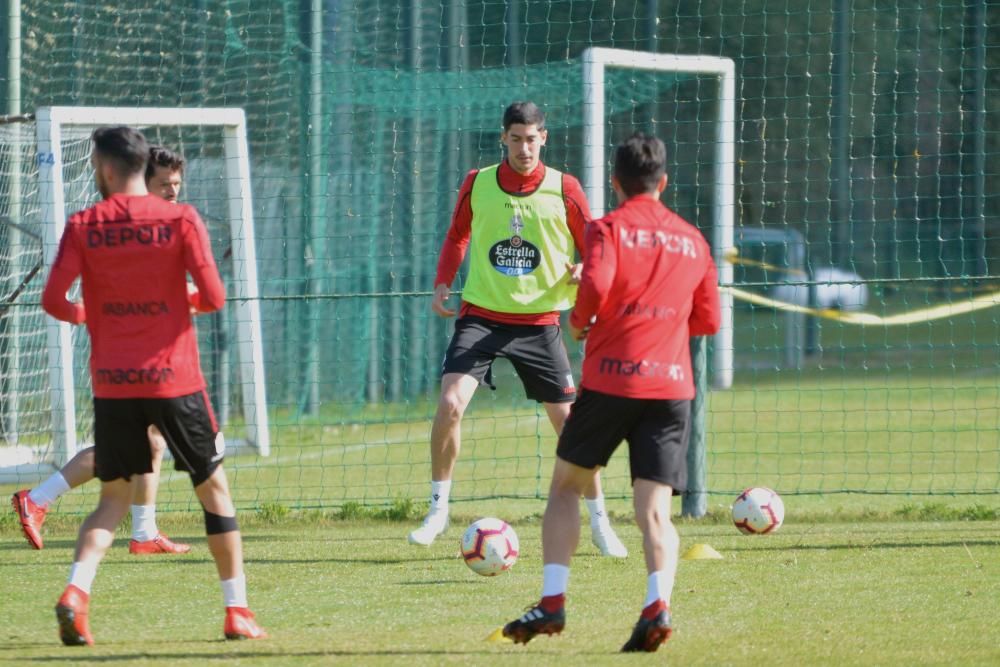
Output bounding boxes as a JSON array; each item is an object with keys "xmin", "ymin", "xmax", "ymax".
[
  {"xmin": 725, "ymin": 250, "xmax": 1000, "ymax": 325},
  {"xmin": 725, "ymin": 285, "xmax": 1000, "ymax": 325},
  {"xmin": 728, "ymin": 249, "xmax": 1000, "ymax": 293}
]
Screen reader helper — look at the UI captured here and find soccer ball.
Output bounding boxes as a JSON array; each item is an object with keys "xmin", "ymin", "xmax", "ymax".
[
  {"xmin": 461, "ymin": 518, "xmax": 519, "ymax": 576},
  {"xmin": 731, "ymin": 487, "xmax": 785, "ymax": 534}
]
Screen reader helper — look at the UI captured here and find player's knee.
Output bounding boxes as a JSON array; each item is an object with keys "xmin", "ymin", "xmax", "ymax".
[
  {"xmin": 551, "ymin": 473, "xmax": 587, "ymax": 498},
  {"xmin": 437, "ymin": 393, "xmax": 469, "ymax": 423},
  {"xmin": 203, "ymin": 508, "xmax": 239, "ymax": 535},
  {"xmin": 635, "ymin": 505, "xmax": 669, "ymax": 532}
]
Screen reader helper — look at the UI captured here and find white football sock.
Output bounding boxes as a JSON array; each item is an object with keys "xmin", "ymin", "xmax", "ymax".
[
  {"xmin": 29, "ymin": 472, "xmax": 70, "ymax": 507},
  {"xmin": 541, "ymin": 563, "xmax": 570, "ymax": 597},
  {"xmin": 644, "ymin": 570, "xmax": 676, "ymax": 607},
  {"xmin": 130, "ymin": 504, "xmax": 158, "ymax": 542},
  {"xmin": 430, "ymin": 480, "xmax": 451, "ymax": 514},
  {"xmin": 221, "ymin": 573, "xmax": 248, "ymax": 608},
  {"xmin": 68, "ymin": 560, "xmax": 98, "ymax": 594},
  {"xmin": 585, "ymin": 495, "xmax": 608, "ymax": 525}
]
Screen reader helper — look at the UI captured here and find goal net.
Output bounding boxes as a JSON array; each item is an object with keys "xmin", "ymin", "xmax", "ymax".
[{"xmin": 0, "ymin": 107, "xmax": 269, "ymax": 485}]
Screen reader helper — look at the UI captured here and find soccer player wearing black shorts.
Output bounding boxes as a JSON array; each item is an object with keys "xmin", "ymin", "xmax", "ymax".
[
  {"xmin": 502, "ymin": 133, "xmax": 721, "ymax": 652},
  {"xmin": 13, "ymin": 146, "xmax": 192, "ymax": 555},
  {"xmin": 408, "ymin": 102, "xmax": 626, "ymax": 558},
  {"xmin": 41, "ymin": 127, "xmax": 266, "ymax": 645}
]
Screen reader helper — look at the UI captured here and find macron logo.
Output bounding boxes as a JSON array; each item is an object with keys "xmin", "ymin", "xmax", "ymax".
[{"xmin": 598, "ymin": 358, "xmax": 685, "ymax": 381}]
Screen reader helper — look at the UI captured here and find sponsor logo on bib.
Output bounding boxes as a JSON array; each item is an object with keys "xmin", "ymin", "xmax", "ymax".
[{"xmin": 490, "ymin": 213, "xmax": 542, "ymax": 276}]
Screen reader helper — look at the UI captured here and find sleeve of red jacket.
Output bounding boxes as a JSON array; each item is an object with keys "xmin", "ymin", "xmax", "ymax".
[
  {"xmin": 433, "ymin": 170, "xmax": 478, "ymax": 288},
  {"xmin": 569, "ymin": 219, "xmax": 616, "ymax": 330},
  {"xmin": 41, "ymin": 227, "xmax": 87, "ymax": 325},
  {"xmin": 181, "ymin": 207, "xmax": 226, "ymax": 313},
  {"xmin": 689, "ymin": 254, "xmax": 721, "ymax": 336},
  {"xmin": 561, "ymin": 174, "xmax": 591, "ymax": 255}
]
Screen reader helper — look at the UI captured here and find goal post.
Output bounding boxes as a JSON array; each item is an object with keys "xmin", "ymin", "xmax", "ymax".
[
  {"xmin": 34, "ymin": 106, "xmax": 270, "ymax": 463},
  {"xmin": 581, "ymin": 48, "xmax": 735, "ymax": 518},
  {"xmin": 580, "ymin": 47, "xmax": 735, "ymax": 391}
]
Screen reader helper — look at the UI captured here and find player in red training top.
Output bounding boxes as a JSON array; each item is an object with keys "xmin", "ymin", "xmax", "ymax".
[
  {"xmin": 12, "ymin": 145, "xmax": 192, "ymax": 555},
  {"xmin": 502, "ymin": 133, "xmax": 720, "ymax": 652},
  {"xmin": 408, "ymin": 101, "xmax": 626, "ymax": 558},
  {"xmin": 41, "ymin": 127, "xmax": 265, "ymax": 645}
]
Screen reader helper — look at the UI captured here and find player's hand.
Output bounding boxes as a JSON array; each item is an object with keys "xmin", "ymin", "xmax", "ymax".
[
  {"xmin": 565, "ymin": 262, "xmax": 583, "ymax": 285},
  {"xmin": 568, "ymin": 314, "xmax": 595, "ymax": 341},
  {"xmin": 187, "ymin": 282, "xmax": 200, "ymax": 315},
  {"xmin": 431, "ymin": 283, "xmax": 456, "ymax": 318}
]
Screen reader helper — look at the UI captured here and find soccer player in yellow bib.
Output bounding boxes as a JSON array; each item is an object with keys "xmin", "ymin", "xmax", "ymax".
[{"xmin": 408, "ymin": 102, "xmax": 627, "ymax": 558}]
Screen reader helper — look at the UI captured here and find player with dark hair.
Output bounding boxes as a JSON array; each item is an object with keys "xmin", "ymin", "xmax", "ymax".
[
  {"xmin": 12, "ymin": 143, "xmax": 195, "ymax": 555},
  {"xmin": 408, "ymin": 101, "xmax": 627, "ymax": 559},
  {"xmin": 501, "ymin": 132, "xmax": 721, "ymax": 652},
  {"xmin": 145, "ymin": 145, "xmax": 185, "ymax": 202},
  {"xmin": 41, "ymin": 126, "xmax": 265, "ymax": 645}
]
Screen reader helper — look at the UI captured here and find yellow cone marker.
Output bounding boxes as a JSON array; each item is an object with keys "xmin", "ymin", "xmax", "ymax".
[
  {"xmin": 485, "ymin": 627, "xmax": 512, "ymax": 643},
  {"xmin": 682, "ymin": 543, "xmax": 723, "ymax": 560}
]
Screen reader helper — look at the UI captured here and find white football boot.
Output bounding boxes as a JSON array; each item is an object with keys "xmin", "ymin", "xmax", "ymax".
[
  {"xmin": 591, "ymin": 521, "xmax": 629, "ymax": 558},
  {"xmin": 408, "ymin": 512, "xmax": 449, "ymax": 546}
]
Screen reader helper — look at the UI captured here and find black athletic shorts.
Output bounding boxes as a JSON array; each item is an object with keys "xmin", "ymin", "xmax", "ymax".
[
  {"xmin": 441, "ymin": 316, "xmax": 576, "ymax": 403},
  {"xmin": 93, "ymin": 390, "xmax": 224, "ymax": 486},
  {"xmin": 556, "ymin": 388, "xmax": 691, "ymax": 490}
]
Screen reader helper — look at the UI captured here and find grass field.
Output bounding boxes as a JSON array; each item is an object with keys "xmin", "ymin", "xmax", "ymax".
[
  {"xmin": 2, "ymin": 303, "xmax": 997, "ymax": 664},
  {"xmin": 2, "ymin": 507, "xmax": 998, "ymax": 666},
  {"xmin": 6, "ymin": 367, "xmax": 997, "ymax": 520}
]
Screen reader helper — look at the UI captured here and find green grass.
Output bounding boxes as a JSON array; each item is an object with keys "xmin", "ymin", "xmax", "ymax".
[
  {"xmin": 2, "ymin": 510, "xmax": 998, "ymax": 666},
  {"xmin": 4, "ymin": 297, "xmax": 997, "ymax": 518},
  {"xmin": 3, "ymin": 366, "xmax": 998, "ymax": 519}
]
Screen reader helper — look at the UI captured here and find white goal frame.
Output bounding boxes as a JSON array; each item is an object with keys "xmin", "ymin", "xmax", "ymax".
[
  {"xmin": 581, "ymin": 48, "xmax": 735, "ymax": 389},
  {"xmin": 35, "ymin": 106, "xmax": 270, "ymax": 462}
]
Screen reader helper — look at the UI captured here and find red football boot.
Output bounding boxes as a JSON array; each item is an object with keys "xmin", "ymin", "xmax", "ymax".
[
  {"xmin": 128, "ymin": 533, "xmax": 192, "ymax": 555},
  {"xmin": 621, "ymin": 601, "xmax": 673, "ymax": 653},
  {"xmin": 55, "ymin": 584, "xmax": 94, "ymax": 646},
  {"xmin": 12, "ymin": 490, "xmax": 48, "ymax": 550},
  {"xmin": 224, "ymin": 607, "xmax": 268, "ymax": 640}
]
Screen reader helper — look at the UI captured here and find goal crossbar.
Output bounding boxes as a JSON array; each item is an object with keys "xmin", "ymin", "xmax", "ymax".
[
  {"xmin": 34, "ymin": 106, "xmax": 270, "ymax": 461},
  {"xmin": 580, "ymin": 48, "xmax": 735, "ymax": 390}
]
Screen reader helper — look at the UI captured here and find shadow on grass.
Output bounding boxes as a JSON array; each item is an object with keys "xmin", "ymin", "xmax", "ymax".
[
  {"xmin": 0, "ymin": 542, "xmax": 460, "ymax": 566},
  {"xmin": 11, "ymin": 647, "xmax": 590, "ymax": 661},
  {"xmin": 247, "ymin": 556, "xmax": 459, "ymax": 565},
  {"xmin": 732, "ymin": 538, "xmax": 999, "ymax": 552}
]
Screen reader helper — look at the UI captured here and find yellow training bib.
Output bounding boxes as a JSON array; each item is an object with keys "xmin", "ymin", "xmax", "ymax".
[{"xmin": 461, "ymin": 164, "xmax": 577, "ymax": 313}]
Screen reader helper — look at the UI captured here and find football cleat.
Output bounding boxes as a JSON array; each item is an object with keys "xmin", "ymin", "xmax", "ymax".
[
  {"xmin": 224, "ymin": 607, "xmax": 268, "ymax": 640},
  {"xmin": 407, "ymin": 513, "xmax": 449, "ymax": 546},
  {"xmin": 502, "ymin": 603, "xmax": 566, "ymax": 644},
  {"xmin": 590, "ymin": 522, "xmax": 628, "ymax": 558},
  {"xmin": 621, "ymin": 605, "xmax": 673, "ymax": 653},
  {"xmin": 55, "ymin": 584, "xmax": 94, "ymax": 646},
  {"xmin": 12, "ymin": 490, "xmax": 48, "ymax": 550},
  {"xmin": 128, "ymin": 533, "xmax": 192, "ymax": 555}
]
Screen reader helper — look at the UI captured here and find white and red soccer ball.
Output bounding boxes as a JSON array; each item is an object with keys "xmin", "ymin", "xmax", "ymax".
[
  {"xmin": 461, "ymin": 517, "xmax": 519, "ymax": 576},
  {"xmin": 731, "ymin": 487, "xmax": 785, "ymax": 534}
]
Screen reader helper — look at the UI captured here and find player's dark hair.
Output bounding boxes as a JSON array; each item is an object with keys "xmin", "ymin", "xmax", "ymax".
[
  {"xmin": 91, "ymin": 126, "xmax": 149, "ymax": 177},
  {"xmin": 613, "ymin": 132, "xmax": 666, "ymax": 197},
  {"xmin": 145, "ymin": 144, "xmax": 186, "ymax": 181},
  {"xmin": 502, "ymin": 101, "xmax": 545, "ymax": 131}
]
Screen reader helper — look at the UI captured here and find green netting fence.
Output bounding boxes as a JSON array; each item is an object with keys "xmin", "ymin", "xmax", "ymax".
[{"xmin": 0, "ymin": 0, "xmax": 997, "ymax": 514}]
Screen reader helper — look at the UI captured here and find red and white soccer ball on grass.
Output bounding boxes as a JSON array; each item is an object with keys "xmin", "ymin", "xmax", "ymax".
[
  {"xmin": 461, "ymin": 518, "xmax": 519, "ymax": 576},
  {"xmin": 731, "ymin": 487, "xmax": 785, "ymax": 534}
]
